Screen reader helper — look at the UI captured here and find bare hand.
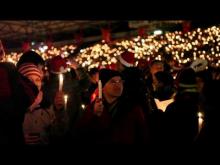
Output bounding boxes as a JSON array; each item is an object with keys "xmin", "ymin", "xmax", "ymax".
[
  {"xmin": 54, "ymin": 91, "xmax": 64, "ymax": 110},
  {"xmin": 94, "ymin": 98, "xmax": 104, "ymax": 117}
]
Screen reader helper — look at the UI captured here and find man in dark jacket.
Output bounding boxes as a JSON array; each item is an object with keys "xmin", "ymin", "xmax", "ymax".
[
  {"xmin": 75, "ymin": 69, "xmax": 148, "ymax": 144},
  {"xmin": 164, "ymin": 68, "xmax": 199, "ymax": 146},
  {"xmin": 44, "ymin": 56, "xmax": 90, "ymax": 142}
]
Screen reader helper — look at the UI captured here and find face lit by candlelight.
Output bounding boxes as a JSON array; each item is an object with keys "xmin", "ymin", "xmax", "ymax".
[
  {"xmin": 103, "ymin": 76, "xmax": 123, "ymax": 98},
  {"xmin": 28, "ymin": 74, "xmax": 42, "ymax": 90}
]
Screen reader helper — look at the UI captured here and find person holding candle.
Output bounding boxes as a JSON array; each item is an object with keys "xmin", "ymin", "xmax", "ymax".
[
  {"xmin": 195, "ymin": 75, "xmax": 220, "ymax": 145},
  {"xmin": 75, "ymin": 69, "xmax": 148, "ymax": 144},
  {"xmin": 81, "ymin": 68, "xmax": 99, "ymax": 105},
  {"xmin": 163, "ymin": 68, "xmax": 200, "ymax": 145},
  {"xmin": 116, "ymin": 51, "xmax": 149, "ymax": 116},
  {"xmin": 18, "ymin": 63, "xmax": 68, "ymax": 145},
  {"xmin": 44, "ymin": 55, "xmax": 90, "ymax": 142}
]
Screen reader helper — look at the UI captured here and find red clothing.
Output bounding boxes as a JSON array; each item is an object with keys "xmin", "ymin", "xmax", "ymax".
[{"xmin": 75, "ymin": 98, "xmax": 148, "ymax": 144}]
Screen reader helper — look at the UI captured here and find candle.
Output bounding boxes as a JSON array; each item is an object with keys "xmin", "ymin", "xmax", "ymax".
[
  {"xmin": 98, "ymin": 80, "xmax": 102, "ymax": 99},
  {"xmin": 81, "ymin": 104, "xmax": 85, "ymax": 110},
  {"xmin": 64, "ymin": 94, "xmax": 68, "ymax": 111},
  {"xmin": 198, "ymin": 112, "xmax": 204, "ymax": 134},
  {"xmin": 59, "ymin": 74, "xmax": 63, "ymax": 91}
]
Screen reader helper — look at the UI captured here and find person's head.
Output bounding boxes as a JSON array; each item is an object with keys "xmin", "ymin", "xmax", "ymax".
[
  {"xmin": 137, "ymin": 59, "xmax": 148, "ymax": 70},
  {"xmin": 175, "ymin": 68, "xmax": 199, "ymax": 103},
  {"xmin": 195, "ymin": 70, "xmax": 212, "ymax": 93},
  {"xmin": 18, "ymin": 63, "xmax": 43, "ymax": 90},
  {"xmin": 88, "ymin": 68, "xmax": 99, "ymax": 83},
  {"xmin": 150, "ymin": 60, "xmax": 164, "ymax": 75},
  {"xmin": 99, "ymin": 69, "xmax": 123, "ymax": 100},
  {"xmin": 17, "ymin": 50, "xmax": 45, "ymax": 72},
  {"xmin": 154, "ymin": 71, "xmax": 175, "ymax": 100},
  {"xmin": 155, "ymin": 71, "xmax": 174, "ymax": 89},
  {"xmin": 116, "ymin": 51, "xmax": 135, "ymax": 72}
]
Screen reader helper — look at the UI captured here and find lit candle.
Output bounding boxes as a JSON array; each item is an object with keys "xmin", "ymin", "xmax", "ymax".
[
  {"xmin": 98, "ymin": 80, "xmax": 102, "ymax": 99},
  {"xmin": 59, "ymin": 74, "xmax": 63, "ymax": 91},
  {"xmin": 198, "ymin": 112, "xmax": 204, "ymax": 134},
  {"xmin": 64, "ymin": 94, "xmax": 68, "ymax": 111},
  {"xmin": 81, "ymin": 104, "xmax": 85, "ymax": 110}
]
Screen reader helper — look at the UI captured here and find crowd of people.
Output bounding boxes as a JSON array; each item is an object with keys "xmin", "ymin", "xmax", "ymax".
[{"xmin": 0, "ymin": 49, "xmax": 220, "ymax": 146}]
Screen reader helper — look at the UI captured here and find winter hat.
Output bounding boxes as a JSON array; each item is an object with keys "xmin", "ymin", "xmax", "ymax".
[
  {"xmin": 176, "ymin": 68, "xmax": 198, "ymax": 93},
  {"xmin": 18, "ymin": 63, "xmax": 43, "ymax": 80},
  {"xmin": 99, "ymin": 69, "xmax": 122, "ymax": 87},
  {"xmin": 190, "ymin": 59, "xmax": 208, "ymax": 73},
  {"xmin": 88, "ymin": 67, "xmax": 99, "ymax": 76},
  {"xmin": 48, "ymin": 55, "xmax": 67, "ymax": 74},
  {"xmin": 17, "ymin": 50, "xmax": 45, "ymax": 68},
  {"xmin": 118, "ymin": 51, "xmax": 135, "ymax": 67}
]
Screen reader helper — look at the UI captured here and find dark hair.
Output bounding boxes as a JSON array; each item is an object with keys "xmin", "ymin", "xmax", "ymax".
[
  {"xmin": 150, "ymin": 60, "xmax": 164, "ymax": 67},
  {"xmin": 196, "ymin": 70, "xmax": 212, "ymax": 84},
  {"xmin": 88, "ymin": 68, "xmax": 99, "ymax": 76},
  {"xmin": 17, "ymin": 50, "xmax": 45, "ymax": 68},
  {"xmin": 155, "ymin": 71, "xmax": 174, "ymax": 86}
]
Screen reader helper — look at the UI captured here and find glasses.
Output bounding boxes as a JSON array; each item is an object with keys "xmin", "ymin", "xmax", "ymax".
[{"xmin": 109, "ymin": 79, "xmax": 124, "ymax": 85}]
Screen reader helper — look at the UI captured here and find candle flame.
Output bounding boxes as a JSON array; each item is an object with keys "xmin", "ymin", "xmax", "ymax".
[
  {"xmin": 64, "ymin": 95, "xmax": 68, "ymax": 101},
  {"xmin": 81, "ymin": 104, "xmax": 85, "ymax": 109},
  {"xmin": 198, "ymin": 112, "xmax": 203, "ymax": 118}
]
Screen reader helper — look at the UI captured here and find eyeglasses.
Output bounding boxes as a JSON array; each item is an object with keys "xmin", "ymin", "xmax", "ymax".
[{"xmin": 109, "ymin": 79, "xmax": 124, "ymax": 85}]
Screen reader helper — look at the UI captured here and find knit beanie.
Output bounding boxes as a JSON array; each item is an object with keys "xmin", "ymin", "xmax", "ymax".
[
  {"xmin": 18, "ymin": 63, "xmax": 43, "ymax": 80},
  {"xmin": 99, "ymin": 69, "xmax": 122, "ymax": 87},
  {"xmin": 176, "ymin": 68, "xmax": 198, "ymax": 93}
]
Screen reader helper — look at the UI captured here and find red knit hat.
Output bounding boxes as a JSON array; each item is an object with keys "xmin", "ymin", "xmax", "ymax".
[
  {"xmin": 48, "ymin": 56, "xmax": 67, "ymax": 74},
  {"xmin": 18, "ymin": 63, "xmax": 43, "ymax": 80},
  {"xmin": 118, "ymin": 51, "xmax": 135, "ymax": 67}
]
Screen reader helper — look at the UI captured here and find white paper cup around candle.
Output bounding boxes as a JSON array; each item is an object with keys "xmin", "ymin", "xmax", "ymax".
[
  {"xmin": 198, "ymin": 112, "xmax": 204, "ymax": 133},
  {"xmin": 59, "ymin": 74, "xmax": 63, "ymax": 91},
  {"xmin": 98, "ymin": 80, "xmax": 102, "ymax": 99},
  {"xmin": 64, "ymin": 94, "xmax": 68, "ymax": 111}
]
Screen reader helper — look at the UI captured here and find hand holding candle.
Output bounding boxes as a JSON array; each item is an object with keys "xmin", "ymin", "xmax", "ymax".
[
  {"xmin": 198, "ymin": 112, "xmax": 204, "ymax": 134},
  {"xmin": 98, "ymin": 80, "xmax": 102, "ymax": 99},
  {"xmin": 59, "ymin": 74, "xmax": 63, "ymax": 91},
  {"xmin": 64, "ymin": 94, "xmax": 68, "ymax": 111}
]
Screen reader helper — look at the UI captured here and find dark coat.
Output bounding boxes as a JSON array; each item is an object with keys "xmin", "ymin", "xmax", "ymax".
[
  {"xmin": 42, "ymin": 67, "xmax": 90, "ymax": 134},
  {"xmin": 74, "ymin": 97, "xmax": 148, "ymax": 144},
  {"xmin": 163, "ymin": 93, "xmax": 199, "ymax": 146}
]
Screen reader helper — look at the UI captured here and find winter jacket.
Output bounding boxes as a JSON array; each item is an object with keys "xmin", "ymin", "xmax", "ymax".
[
  {"xmin": 42, "ymin": 67, "xmax": 90, "ymax": 135},
  {"xmin": 75, "ymin": 97, "xmax": 148, "ymax": 144},
  {"xmin": 23, "ymin": 105, "xmax": 68, "ymax": 145}
]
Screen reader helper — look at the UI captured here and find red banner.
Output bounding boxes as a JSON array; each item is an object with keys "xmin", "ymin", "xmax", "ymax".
[
  {"xmin": 101, "ymin": 28, "xmax": 111, "ymax": 43},
  {"xmin": 182, "ymin": 21, "xmax": 191, "ymax": 33},
  {"xmin": 45, "ymin": 38, "xmax": 53, "ymax": 49},
  {"xmin": 22, "ymin": 42, "xmax": 31, "ymax": 52},
  {"xmin": 138, "ymin": 27, "xmax": 146, "ymax": 37},
  {"xmin": 74, "ymin": 33, "xmax": 83, "ymax": 46}
]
